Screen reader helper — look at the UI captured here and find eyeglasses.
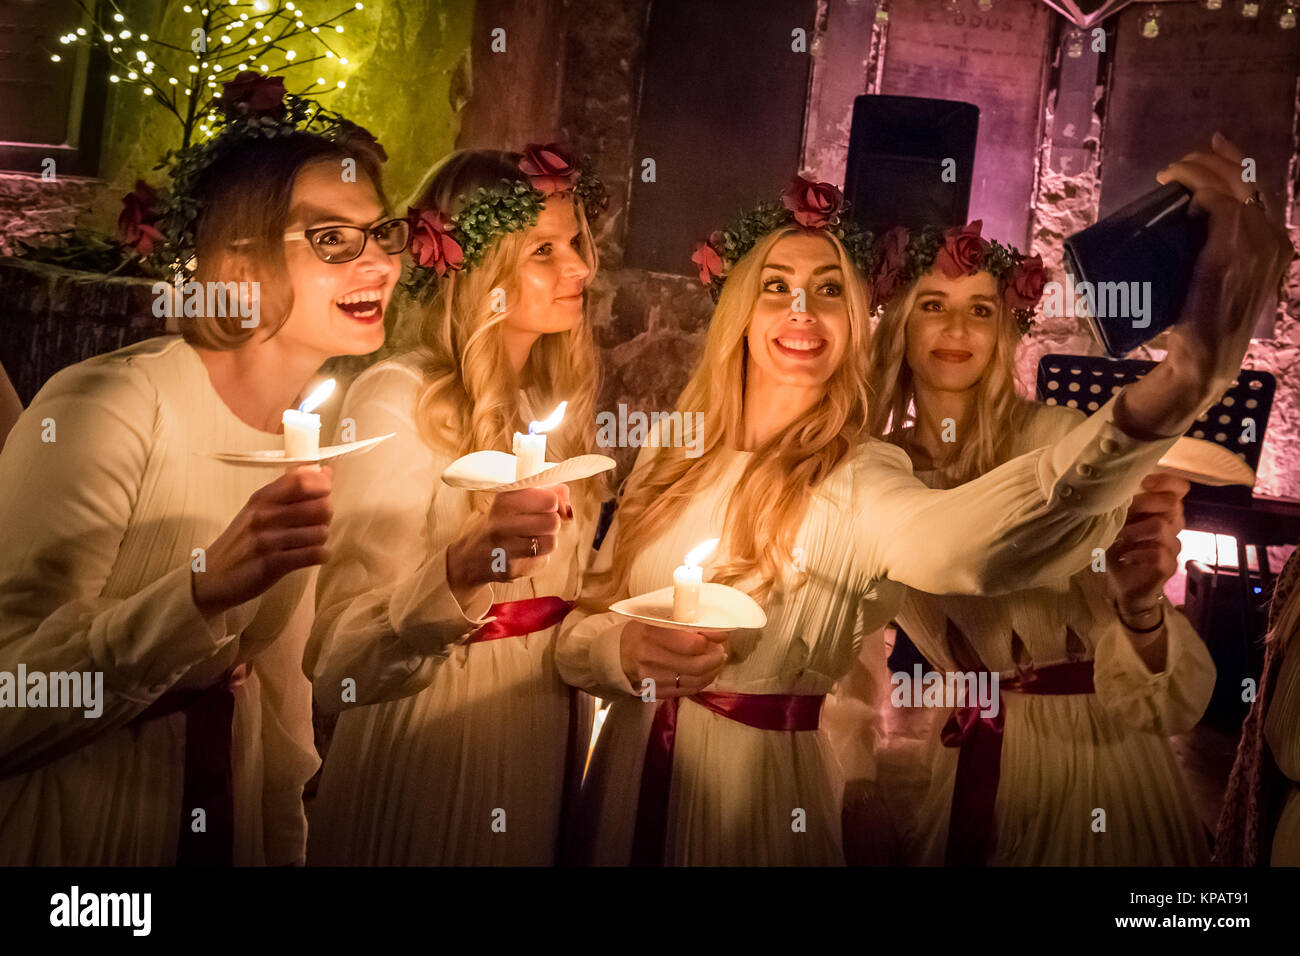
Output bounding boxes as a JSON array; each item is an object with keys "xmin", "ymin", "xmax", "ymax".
[{"xmin": 282, "ymin": 217, "xmax": 411, "ymax": 263}]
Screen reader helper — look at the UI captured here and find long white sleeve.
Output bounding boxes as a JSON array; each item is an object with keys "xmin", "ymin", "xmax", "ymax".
[
  {"xmin": 1092, "ymin": 605, "xmax": 1215, "ymax": 735},
  {"xmin": 554, "ymin": 510, "xmax": 638, "ymax": 700},
  {"xmin": 305, "ymin": 362, "xmax": 493, "ymax": 713},
  {"xmin": 554, "ymin": 441, "xmax": 667, "ymax": 701},
  {"xmin": 0, "ymin": 360, "xmax": 245, "ymax": 777},
  {"xmin": 822, "ymin": 617, "xmax": 889, "ymax": 786},
  {"xmin": 855, "ymin": 392, "xmax": 1178, "ymax": 596}
]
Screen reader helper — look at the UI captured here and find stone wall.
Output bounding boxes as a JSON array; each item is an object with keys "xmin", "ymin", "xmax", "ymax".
[
  {"xmin": 561, "ymin": 0, "xmax": 1300, "ymax": 505},
  {"xmin": 0, "ymin": 174, "xmax": 108, "ymax": 258},
  {"xmin": 558, "ymin": 0, "xmax": 714, "ymax": 479},
  {"xmin": 3, "ymin": 0, "xmax": 1297, "ymax": 500}
]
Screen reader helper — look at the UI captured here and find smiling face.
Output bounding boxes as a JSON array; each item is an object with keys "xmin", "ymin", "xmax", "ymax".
[
  {"xmin": 903, "ymin": 267, "xmax": 1000, "ymax": 395},
  {"xmin": 269, "ymin": 160, "xmax": 402, "ymax": 361},
  {"xmin": 744, "ymin": 231, "xmax": 851, "ymax": 396},
  {"xmin": 503, "ymin": 198, "xmax": 592, "ymax": 337}
]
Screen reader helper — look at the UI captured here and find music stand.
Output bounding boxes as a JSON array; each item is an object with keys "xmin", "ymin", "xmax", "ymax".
[{"xmin": 1035, "ymin": 353, "xmax": 1292, "ymax": 646}]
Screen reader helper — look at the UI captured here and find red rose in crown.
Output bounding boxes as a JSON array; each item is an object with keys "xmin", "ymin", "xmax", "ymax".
[
  {"xmin": 781, "ymin": 175, "xmax": 843, "ymax": 228},
  {"xmin": 408, "ymin": 207, "xmax": 465, "ymax": 277},
  {"xmin": 519, "ymin": 143, "xmax": 581, "ymax": 196},
  {"xmin": 221, "ymin": 71, "xmax": 287, "ymax": 119},
  {"xmin": 118, "ymin": 180, "xmax": 165, "ymax": 258},
  {"xmin": 873, "ymin": 225, "xmax": 911, "ymax": 302},
  {"xmin": 1004, "ymin": 253, "xmax": 1047, "ymax": 311},
  {"xmin": 935, "ymin": 220, "xmax": 988, "ymax": 279},
  {"xmin": 691, "ymin": 230, "xmax": 725, "ymax": 285}
]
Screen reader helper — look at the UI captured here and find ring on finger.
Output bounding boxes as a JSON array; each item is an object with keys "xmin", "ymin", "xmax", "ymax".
[
  {"xmin": 530, "ymin": 537, "xmax": 539, "ymax": 557},
  {"xmin": 1244, "ymin": 189, "xmax": 1266, "ymax": 212},
  {"xmin": 675, "ymin": 673, "xmax": 681, "ymax": 691}
]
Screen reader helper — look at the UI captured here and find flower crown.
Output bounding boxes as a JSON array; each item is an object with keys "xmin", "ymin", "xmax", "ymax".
[
  {"xmin": 690, "ymin": 175, "xmax": 877, "ymax": 302},
  {"xmin": 404, "ymin": 143, "xmax": 609, "ymax": 298},
  {"xmin": 117, "ymin": 72, "xmax": 388, "ymax": 279},
  {"xmin": 870, "ymin": 221, "xmax": 1047, "ymax": 336}
]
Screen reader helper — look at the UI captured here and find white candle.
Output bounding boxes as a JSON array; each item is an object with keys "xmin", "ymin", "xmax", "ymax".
[
  {"xmin": 672, "ymin": 538, "xmax": 719, "ymax": 623},
  {"xmin": 513, "ymin": 432, "xmax": 547, "ymax": 479},
  {"xmin": 283, "ymin": 378, "xmax": 335, "ymax": 460},
  {"xmin": 513, "ymin": 400, "xmax": 567, "ymax": 480}
]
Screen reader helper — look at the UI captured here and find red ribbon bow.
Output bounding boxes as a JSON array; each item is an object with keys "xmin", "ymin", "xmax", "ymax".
[
  {"xmin": 469, "ymin": 596, "xmax": 575, "ymax": 643},
  {"xmin": 940, "ymin": 661, "xmax": 1095, "ymax": 866}
]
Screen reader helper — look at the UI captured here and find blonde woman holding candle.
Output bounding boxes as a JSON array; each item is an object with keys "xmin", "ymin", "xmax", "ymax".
[
  {"xmin": 305, "ymin": 145, "xmax": 605, "ymax": 865},
  {"xmin": 862, "ymin": 220, "xmax": 1213, "ymax": 866},
  {"xmin": 0, "ymin": 76, "xmax": 403, "ymax": 865},
  {"xmin": 557, "ymin": 144, "xmax": 1291, "ymax": 866}
]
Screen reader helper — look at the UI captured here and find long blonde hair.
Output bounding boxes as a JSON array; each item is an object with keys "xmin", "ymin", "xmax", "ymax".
[
  {"xmin": 591, "ymin": 226, "xmax": 873, "ymax": 607},
  {"xmin": 864, "ymin": 270, "xmax": 1031, "ymax": 486},
  {"xmin": 403, "ymin": 149, "xmax": 603, "ymax": 514}
]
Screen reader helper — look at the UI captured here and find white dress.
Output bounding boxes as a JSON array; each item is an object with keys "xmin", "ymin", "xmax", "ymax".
[
  {"xmin": 558, "ymin": 394, "xmax": 1183, "ymax": 865},
  {"xmin": 884, "ymin": 402, "xmax": 1214, "ymax": 866},
  {"xmin": 0, "ymin": 336, "xmax": 320, "ymax": 865},
  {"xmin": 305, "ymin": 351, "xmax": 594, "ymax": 865}
]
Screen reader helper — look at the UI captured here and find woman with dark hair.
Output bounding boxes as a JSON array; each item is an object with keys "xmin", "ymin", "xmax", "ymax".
[{"xmin": 0, "ymin": 74, "xmax": 405, "ymax": 865}]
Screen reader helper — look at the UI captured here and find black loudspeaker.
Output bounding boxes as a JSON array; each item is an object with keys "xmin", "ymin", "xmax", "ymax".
[{"xmin": 843, "ymin": 95, "xmax": 980, "ymax": 235}]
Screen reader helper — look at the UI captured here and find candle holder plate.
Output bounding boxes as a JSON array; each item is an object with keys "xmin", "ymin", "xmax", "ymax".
[
  {"xmin": 1156, "ymin": 436, "xmax": 1255, "ymax": 488},
  {"xmin": 611, "ymin": 583, "xmax": 767, "ymax": 633},
  {"xmin": 441, "ymin": 451, "xmax": 616, "ymax": 492},
  {"xmin": 207, "ymin": 433, "xmax": 395, "ymax": 467}
]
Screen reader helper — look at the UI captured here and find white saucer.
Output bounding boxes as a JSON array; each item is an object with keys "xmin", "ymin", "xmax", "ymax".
[
  {"xmin": 207, "ymin": 433, "xmax": 395, "ymax": 467},
  {"xmin": 441, "ymin": 451, "xmax": 616, "ymax": 492},
  {"xmin": 1157, "ymin": 436, "xmax": 1256, "ymax": 487},
  {"xmin": 611, "ymin": 583, "xmax": 767, "ymax": 633}
]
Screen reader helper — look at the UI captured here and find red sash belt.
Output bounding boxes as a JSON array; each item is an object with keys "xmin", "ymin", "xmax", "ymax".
[
  {"xmin": 465, "ymin": 595, "xmax": 583, "ymax": 863},
  {"xmin": 941, "ymin": 660, "xmax": 1095, "ymax": 866},
  {"xmin": 469, "ymin": 596, "xmax": 575, "ymax": 643},
  {"xmin": 631, "ymin": 691, "xmax": 825, "ymax": 866},
  {"xmin": 130, "ymin": 661, "xmax": 252, "ymax": 866}
]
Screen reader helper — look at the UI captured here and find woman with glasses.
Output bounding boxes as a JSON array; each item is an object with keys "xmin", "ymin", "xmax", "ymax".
[
  {"xmin": 304, "ymin": 146, "xmax": 604, "ymax": 865},
  {"xmin": 0, "ymin": 77, "xmax": 403, "ymax": 865}
]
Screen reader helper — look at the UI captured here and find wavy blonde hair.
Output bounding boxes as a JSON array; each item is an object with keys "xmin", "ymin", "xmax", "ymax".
[
  {"xmin": 401, "ymin": 149, "xmax": 603, "ymax": 515},
  {"xmin": 864, "ymin": 269, "xmax": 1032, "ymax": 486},
  {"xmin": 589, "ymin": 226, "xmax": 873, "ymax": 607}
]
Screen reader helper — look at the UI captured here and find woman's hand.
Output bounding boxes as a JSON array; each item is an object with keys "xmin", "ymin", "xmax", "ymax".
[
  {"xmin": 1116, "ymin": 133, "xmax": 1294, "ymax": 439},
  {"xmin": 1106, "ymin": 471, "xmax": 1188, "ymax": 627},
  {"xmin": 445, "ymin": 483, "xmax": 572, "ymax": 604},
  {"xmin": 191, "ymin": 465, "xmax": 334, "ymax": 616},
  {"xmin": 619, "ymin": 620, "xmax": 730, "ymax": 697}
]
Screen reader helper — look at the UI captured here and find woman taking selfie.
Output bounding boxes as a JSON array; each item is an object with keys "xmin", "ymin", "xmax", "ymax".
[
  {"xmin": 305, "ymin": 145, "xmax": 606, "ymax": 865},
  {"xmin": 0, "ymin": 74, "xmax": 402, "ymax": 865},
  {"xmin": 557, "ymin": 136, "xmax": 1291, "ymax": 866},
  {"xmin": 863, "ymin": 220, "xmax": 1213, "ymax": 865}
]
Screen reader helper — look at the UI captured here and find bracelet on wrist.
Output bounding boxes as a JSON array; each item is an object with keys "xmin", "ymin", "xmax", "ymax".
[{"xmin": 1116, "ymin": 597, "xmax": 1165, "ymax": 634}]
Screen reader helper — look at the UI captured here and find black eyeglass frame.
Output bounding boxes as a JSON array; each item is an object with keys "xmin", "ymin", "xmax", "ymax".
[{"xmin": 281, "ymin": 217, "xmax": 412, "ymax": 263}]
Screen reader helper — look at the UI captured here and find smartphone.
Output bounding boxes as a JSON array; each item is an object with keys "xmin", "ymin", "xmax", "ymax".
[{"xmin": 1062, "ymin": 182, "xmax": 1209, "ymax": 358}]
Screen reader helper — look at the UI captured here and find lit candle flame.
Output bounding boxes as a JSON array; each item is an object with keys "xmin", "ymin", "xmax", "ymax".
[
  {"xmin": 683, "ymin": 538, "xmax": 719, "ymax": 568},
  {"xmin": 529, "ymin": 400, "xmax": 567, "ymax": 435},
  {"xmin": 299, "ymin": 378, "xmax": 336, "ymax": 414}
]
